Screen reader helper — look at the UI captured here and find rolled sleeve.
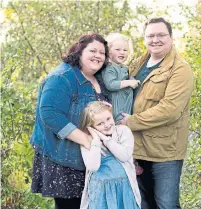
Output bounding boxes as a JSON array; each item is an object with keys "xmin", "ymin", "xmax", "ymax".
[{"xmin": 58, "ymin": 122, "xmax": 77, "ymax": 139}]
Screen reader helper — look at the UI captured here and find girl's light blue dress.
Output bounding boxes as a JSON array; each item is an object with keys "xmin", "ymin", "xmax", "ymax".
[{"xmin": 88, "ymin": 151, "xmax": 139, "ymax": 209}]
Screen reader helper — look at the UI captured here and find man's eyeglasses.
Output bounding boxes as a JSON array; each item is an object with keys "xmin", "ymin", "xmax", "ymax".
[{"xmin": 145, "ymin": 33, "xmax": 170, "ymax": 40}]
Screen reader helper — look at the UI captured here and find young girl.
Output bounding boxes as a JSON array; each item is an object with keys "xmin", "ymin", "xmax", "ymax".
[
  {"xmin": 79, "ymin": 101, "xmax": 141, "ymax": 209},
  {"xmin": 101, "ymin": 33, "xmax": 140, "ymax": 122}
]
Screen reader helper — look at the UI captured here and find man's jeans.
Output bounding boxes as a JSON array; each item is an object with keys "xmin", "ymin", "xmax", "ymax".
[{"xmin": 137, "ymin": 160, "xmax": 183, "ymax": 209}]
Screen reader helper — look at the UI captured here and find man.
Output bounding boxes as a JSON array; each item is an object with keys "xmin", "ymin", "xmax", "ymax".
[{"xmin": 119, "ymin": 17, "xmax": 194, "ymax": 209}]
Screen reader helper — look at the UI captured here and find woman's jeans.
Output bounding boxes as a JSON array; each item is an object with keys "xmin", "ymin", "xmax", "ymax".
[{"xmin": 137, "ymin": 160, "xmax": 183, "ymax": 209}]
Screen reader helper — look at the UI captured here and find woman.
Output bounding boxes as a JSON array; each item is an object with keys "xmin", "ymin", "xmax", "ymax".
[{"xmin": 30, "ymin": 33, "xmax": 109, "ymax": 209}]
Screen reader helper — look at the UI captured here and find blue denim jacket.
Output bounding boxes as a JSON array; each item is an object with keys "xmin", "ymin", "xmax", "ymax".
[{"xmin": 30, "ymin": 62, "xmax": 99, "ymax": 170}]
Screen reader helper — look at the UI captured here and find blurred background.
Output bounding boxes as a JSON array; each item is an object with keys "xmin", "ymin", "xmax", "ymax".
[{"xmin": 1, "ymin": 0, "xmax": 200, "ymax": 208}]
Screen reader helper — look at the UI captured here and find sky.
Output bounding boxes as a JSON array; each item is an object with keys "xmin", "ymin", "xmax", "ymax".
[
  {"xmin": 127, "ymin": 0, "xmax": 197, "ymax": 37},
  {"xmin": 129, "ymin": 0, "xmax": 197, "ymax": 6}
]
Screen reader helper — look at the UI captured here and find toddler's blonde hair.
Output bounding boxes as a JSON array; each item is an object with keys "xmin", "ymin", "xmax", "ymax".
[
  {"xmin": 105, "ymin": 32, "xmax": 133, "ymax": 63},
  {"xmin": 106, "ymin": 33, "xmax": 129, "ymax": 49}
]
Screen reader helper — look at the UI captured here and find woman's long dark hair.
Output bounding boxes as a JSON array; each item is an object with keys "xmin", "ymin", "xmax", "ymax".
[{"xmin": 62, "ymin": 33, "xmax": 109, "ymax": 71}]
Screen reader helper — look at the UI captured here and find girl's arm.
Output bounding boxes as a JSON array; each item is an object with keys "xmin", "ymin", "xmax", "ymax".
[
  {"xmin": 92, "ymin": 126, "xmax": 134, "ymax": 162},
  {"xmin": 81, "ymin": 128, "xmax": 102, "ymax": 172}
]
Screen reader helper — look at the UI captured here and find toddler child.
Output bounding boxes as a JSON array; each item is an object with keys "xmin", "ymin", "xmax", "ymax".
[
  {"xmin": 102, "ymin": 33, "xmax": 143, "ymax": 175},
  {"xmin": 101, "ymin": 33, "xmax": 140, "ymax": 122}
]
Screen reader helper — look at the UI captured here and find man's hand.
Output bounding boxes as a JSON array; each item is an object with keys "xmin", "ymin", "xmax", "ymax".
[{"xmin": 117, "ymin": 113, "xmax": 130, "ymax": 125}]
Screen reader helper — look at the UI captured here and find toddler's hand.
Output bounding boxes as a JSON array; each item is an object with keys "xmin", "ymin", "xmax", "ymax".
[{"xmin": 128, "ymin": 79, "xmax": 140, "ymax": 89}]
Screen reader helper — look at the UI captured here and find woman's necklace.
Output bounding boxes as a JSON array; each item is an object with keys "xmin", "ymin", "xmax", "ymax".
[{"xmin": 91, "ymin": 80, "xmax": 101, "ymax": 93}]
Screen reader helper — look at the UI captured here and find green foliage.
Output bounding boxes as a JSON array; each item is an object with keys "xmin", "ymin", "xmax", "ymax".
[
  {"xmin": 1, "ymin": 1, "xmax": 143, "ymax": 208},
  {"xmin": 179, "ymin": 1, "xmax": 201, "ymax": 208},
  {"xmin": 1, "ymin": 0, "xmax": 200, "ymax": 208}
]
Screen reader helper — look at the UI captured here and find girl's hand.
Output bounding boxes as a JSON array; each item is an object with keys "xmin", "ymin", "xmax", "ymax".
[
  {"xmin": 88, "ymin": 128, "xmax": 112, "ymax": 145},
  {"xmin": 87, "ymin": 127, "xmax": 107, "ymax": 156},
  {"xmin": 93, "ymin": 129, "xmax": 111, "ymax": 142},
  {"xmin": 87, "ymin": 127, "xmax": 100, "ymax": 141}
]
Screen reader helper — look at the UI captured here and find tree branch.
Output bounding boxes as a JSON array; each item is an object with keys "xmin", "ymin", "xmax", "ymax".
[
  {"xmin": 10, "ymin": 2, "xmax": 48, "ymax": 74},
  {"xmin": 47, "ymin": 12, "xmax": 62, "ymax": 57}
]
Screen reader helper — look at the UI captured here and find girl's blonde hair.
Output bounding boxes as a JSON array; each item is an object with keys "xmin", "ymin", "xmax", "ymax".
[{"xmin": 79, "ymin": 101, "xmax": 112, "ymax": 133}]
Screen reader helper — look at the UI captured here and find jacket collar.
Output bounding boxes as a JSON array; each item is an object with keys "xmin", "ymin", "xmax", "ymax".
[
  {"xmin": 109, "ymin": 60, "xmax": 127, "ymax": 69},
  {"xmin": 158, "ymin": 45, "xmax": 176, "ymax": 72},
  {"xmin": 71, "ymin": 65, "xmax": 89, "ymax": 85},
  {"xmin": 130, "ymin": 45, "xmax": 177, "ymax": 77}
]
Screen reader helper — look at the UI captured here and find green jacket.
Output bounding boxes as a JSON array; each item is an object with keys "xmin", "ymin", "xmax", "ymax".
[
  {"xmin": 102, "ymin": 62, "xmax": 133, "ymax": 122},
  {"xmin": 128, "ymin": 46, "xmax": 194, "ymax": 162}
]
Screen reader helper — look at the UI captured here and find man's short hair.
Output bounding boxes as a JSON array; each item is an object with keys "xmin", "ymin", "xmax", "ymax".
[{"xmin": 144, "ymin": 17, "xmax": 172, "ymax": 36}]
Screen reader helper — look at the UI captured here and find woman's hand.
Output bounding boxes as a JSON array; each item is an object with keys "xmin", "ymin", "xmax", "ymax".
[{"xmin": 102, "ymin": 101, "xmax": 112, "ymax": 107}]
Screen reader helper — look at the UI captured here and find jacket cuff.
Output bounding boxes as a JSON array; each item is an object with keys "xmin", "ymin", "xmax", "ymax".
[
  {"xmin": 57, "ymin": 123, "xmax": 77, "ymax": 139},
  {"xmin": 127, "ymin": 115, "xmax": 136, "ymax": 131}
]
